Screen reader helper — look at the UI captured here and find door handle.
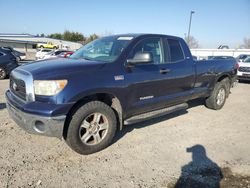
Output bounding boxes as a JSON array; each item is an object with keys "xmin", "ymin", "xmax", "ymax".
[{"xmin": 160, "ymin": 68, "xmax": 171, "ymax": 74}]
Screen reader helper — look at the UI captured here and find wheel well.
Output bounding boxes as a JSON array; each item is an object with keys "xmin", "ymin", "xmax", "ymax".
[
  {"xmin": 63, "ymin": 93, "xmax": 123, "ymax": 139},
  {"xmin": 217, "ymin": 74, "xmax": 230, "ymax": 82}
]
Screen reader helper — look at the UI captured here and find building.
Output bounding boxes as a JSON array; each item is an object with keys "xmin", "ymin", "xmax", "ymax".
[
  {"xmin": 191, "ymin": 48, "xmax": 250, "ymax": 60},
  {"xmin": 0, "ymin": 33, "xmax": 83, "ymax": 59}
]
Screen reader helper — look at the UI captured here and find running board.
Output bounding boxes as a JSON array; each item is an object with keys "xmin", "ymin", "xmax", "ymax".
[{"xmin": 124, "ymin": 103, "xmax": 188, "ymax": 125}]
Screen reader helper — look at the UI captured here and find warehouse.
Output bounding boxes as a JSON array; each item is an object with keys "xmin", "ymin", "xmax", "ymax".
[{"xmin": 0, "ymin": 33, "xmax": 82, "ymax": 52}]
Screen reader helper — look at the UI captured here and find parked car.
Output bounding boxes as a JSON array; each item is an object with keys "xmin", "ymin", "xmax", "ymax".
[
  {"xmin": 6, "ymin": 34, "xmax": 237, "ymax": 154},
  {"xmin": 13, "ymin": 50, "xmax": 26, "ymax": 61},
  {"xmin": 42, "ymin": 50, "xmax": 71, "ymax": 60},
  {"xmin": 237, "ymin": 57, "xmax": 250, "ymax": 81},
  {"xmin": 35, "ymin": 49, "xmax": 53, "ymax": 60},
  {"xmin": 37, "ymin": 42, "xmax": 58, "ymax": 49},
  {"xmin": 209, "ymin": 56, "xmax": 235, "ymax": 60},
  {"xmin": 62, "ymin": 51, "xmax": 74, "ymax": 58},
  {"xmin": 1, "ymin": 47, "xmax": 26, "ymax": 61},
  {"xmin": 0, "ymin": 48, "xmax": 19, "ymax": 79},
  {"xmin": 236, "ymin": 54, "xmax": 250, "ymax": 62}
]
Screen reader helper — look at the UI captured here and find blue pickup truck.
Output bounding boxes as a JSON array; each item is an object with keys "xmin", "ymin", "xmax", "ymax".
[{"xmin": 6, "ymin": 34, "xmax": 237, "ymax": 154}]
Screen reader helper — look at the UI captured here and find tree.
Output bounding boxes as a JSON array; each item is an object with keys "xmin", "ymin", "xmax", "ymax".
[
  {"xmin": 47, "ymin": 31, "xmax": 100, "ymax": 43},
  {"xmin": 48, "ymin": 30, "xmax": 85, "ymax": 42},
  {"xmin": 63, "ymin": 30, "xmax": 85, "ymax": 42},
  {"xmin": 243, "ymin": 37, "xmax": 250, "ymax": 49},
  {"xmin": 184, "ymin": 35, "xmax": 199, "ymax": 49},
  {"xmin": 85, "ymin": 34, "xmax": 99, "ymax": 44},
  {"xmin": 48, "ymin": 33, "xmax": 62, "ymax": 40}
]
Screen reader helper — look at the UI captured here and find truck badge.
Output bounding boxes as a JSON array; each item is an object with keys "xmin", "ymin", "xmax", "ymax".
[
  {"xmin": 13, "ymin": 82, "xmax": 17, "ymax": 91},
  {"xmin": 114, "ymin": 75, "xmax": 124, "ymax": 81}
]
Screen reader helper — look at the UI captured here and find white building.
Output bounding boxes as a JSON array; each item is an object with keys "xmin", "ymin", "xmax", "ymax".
[
  {"xmin": 191, "ymin": 48, "xmax": 250, "ymax": 60},
  {"xmin": 0, "ymin": 33, "xmax": 82, "ymax": 59}
]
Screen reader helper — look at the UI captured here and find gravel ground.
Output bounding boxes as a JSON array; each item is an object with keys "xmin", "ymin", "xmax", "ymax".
[{"xmin": 0, "ymin": 79, "xmax": 250, "ymax": 188}]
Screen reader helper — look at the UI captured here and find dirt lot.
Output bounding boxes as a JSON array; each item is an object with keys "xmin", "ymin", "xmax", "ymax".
[{"xmin": 0, "ymin": 79, "xmax": 250, "ymax": 188}]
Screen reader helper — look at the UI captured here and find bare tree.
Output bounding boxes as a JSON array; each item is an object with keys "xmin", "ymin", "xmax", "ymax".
[
  {"xmin": 243, "ymin": 37, "xmax": 250, "ymax": 49},
  {"xmin": 184, "ymin": 35, "xmax": 199, "ymax": 49}
]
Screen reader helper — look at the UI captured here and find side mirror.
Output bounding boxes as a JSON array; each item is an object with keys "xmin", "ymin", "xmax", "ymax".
[{"xmin": 127, "ymin": 52, "xmax": 153, "ymax": 65}]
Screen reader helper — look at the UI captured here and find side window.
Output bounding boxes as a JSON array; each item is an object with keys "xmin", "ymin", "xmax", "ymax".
[
  {"xmin": 168, "ymin": 39, "xmax": 184, "ymax": 62},
  {"xmin": 131, "ymin": 38, "xmax": 163, "ymax": 64}
]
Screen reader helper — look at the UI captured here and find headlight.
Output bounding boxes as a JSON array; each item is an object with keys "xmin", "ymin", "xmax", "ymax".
[{"xmin": 34, "ymin": 80, "xmax": 68, "ymax": 96}]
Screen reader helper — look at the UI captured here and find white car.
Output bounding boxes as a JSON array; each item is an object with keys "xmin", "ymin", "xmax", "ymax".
[
  {"xmin": 237, "ymin": 57, "xmax": 250, "ymax": 81},
  {"xmin": 35, "ymin": 49, "xmax": 53, "ymax": 60},
  {"xmin": 42, "ymin": 50, "xmax": 70, "ymax": 60}
]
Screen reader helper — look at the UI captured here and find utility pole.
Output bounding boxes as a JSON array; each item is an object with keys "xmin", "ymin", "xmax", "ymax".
[{"xmin": 187, "ymin": 11, "xmax": 195, "ymax": 46}]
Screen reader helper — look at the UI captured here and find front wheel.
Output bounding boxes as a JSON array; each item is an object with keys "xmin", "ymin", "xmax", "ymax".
[
  {"xmin": 205, "ymin": 81, "xmax": 227, "ymax": 110},
  {"xmin": 65, "ymin": 101, "xmax": 117, "ymax": 155}
]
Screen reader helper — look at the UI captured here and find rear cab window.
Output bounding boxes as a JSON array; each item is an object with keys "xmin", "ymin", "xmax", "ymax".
[{"xmin": 166, "ymin": 39, "xmax": 185, "ymax": 62}]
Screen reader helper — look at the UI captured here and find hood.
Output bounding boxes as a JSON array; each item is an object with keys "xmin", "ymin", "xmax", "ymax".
[
  {"xmin": 239, "ymin": 62, "xmax": 250, "ymax": 67},
  {"xmin": 17, "ymin": 58, "xmax": 106, "ymax": 79}
]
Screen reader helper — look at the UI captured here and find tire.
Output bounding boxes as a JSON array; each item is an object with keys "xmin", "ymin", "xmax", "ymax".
[
  {"xmin": 221, "ymin": 78, "xmax": 230, "ymax": 97},
  {"xmin": 40, "ymin": 46, "xmax": 44, "ymax": 48},
  {"xmin": 0, "ymin": 67, "xmax": 7, "ymax": 80},
  {"xmin": 53, "ymin": 46, "xmax": 57, "ymax": 49},
  {"xmin": 65, "ymin": 101, "xmax": 117, "ymax": 155},
  {"xmin": 205, "ymin": 81, "xmax": 227, "ymax": 110}
]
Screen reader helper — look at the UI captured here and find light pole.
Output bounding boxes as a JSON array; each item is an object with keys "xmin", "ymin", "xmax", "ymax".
[{"xmin": 187, "ymin": 11, "xmax": 195, "ymax": 46}]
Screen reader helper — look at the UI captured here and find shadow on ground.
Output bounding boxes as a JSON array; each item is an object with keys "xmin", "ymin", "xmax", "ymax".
[
  {"xmin": 0, "ymin": 103, "xmax": 6, "ymax": 110},
  {"xmin": 166, "ymin": 145, "xmax": 250, "ymax": 188},
  {"xmin": 172, "ymin": 145, "xmax": 223, "ymax": 188}
]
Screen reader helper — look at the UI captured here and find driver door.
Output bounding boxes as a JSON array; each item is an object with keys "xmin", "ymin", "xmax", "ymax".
[{"xmin": 125, "ymin": 37, "xmax": 172, "ymax": 116}]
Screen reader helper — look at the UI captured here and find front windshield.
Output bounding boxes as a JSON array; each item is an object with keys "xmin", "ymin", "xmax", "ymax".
[
  {"xmin": 70, "ymin": 36, "xmax": 133, "ymax": 62},
  {"xmin": 244, "ymin": 57, "xmax": 250, "ymax": 63}
]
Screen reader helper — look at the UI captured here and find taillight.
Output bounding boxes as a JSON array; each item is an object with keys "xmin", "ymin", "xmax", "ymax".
[{"xmin": 235, "ymin": 63, "xmax": 239, "ymax": 70}]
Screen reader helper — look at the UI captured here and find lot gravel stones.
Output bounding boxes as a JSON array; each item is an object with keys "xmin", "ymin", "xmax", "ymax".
[{"xmin": 0, "ymin": 79, "xmax": 250, "ymax": 188}]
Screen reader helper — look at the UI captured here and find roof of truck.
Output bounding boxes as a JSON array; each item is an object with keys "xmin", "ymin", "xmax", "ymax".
[{"xmin": 105, "ymin": 33, "xmax": 181, "ymax": 39}]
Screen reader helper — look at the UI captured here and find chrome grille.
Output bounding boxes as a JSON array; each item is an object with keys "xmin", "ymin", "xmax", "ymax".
[
  {"xmin": 239, "ymin": 67, "xmax": 250, "ymax": 73},
  {"xmin": 10, "ymin": 75, "xmax": 26, "ymax": 101}
]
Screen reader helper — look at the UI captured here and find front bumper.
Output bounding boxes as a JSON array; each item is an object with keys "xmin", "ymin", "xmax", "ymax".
[
  {"xmin": 237, "ymin": 72, "xmax": 250, "ymax": 81},
  {"xmin": 6, "ymin": 93, "xmax": 66, "ymax": 138}
]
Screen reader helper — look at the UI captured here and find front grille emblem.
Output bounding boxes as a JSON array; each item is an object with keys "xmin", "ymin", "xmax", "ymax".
[{"xmin": 12, "ymin": 82, "xmax": 17, "ymax": 91}]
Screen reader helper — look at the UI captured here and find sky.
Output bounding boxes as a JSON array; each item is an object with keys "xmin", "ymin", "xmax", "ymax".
[{"xmin": 0, "ymin": 0, "xmax": 249, "ymax": 48}]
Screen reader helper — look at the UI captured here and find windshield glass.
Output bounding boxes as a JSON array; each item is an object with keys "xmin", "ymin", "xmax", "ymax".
[
  {"xmin": 244, "ymin": 57, "xmax": 250, "ymax": 63},
  {"xmin": 70, "ymin": 36, "xmax": 133, "ymax": 62}
]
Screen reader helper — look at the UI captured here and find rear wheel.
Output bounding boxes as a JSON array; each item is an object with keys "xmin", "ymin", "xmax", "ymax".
[
  {"xmin": 221, "ymin": 78, "xmax": 230, "ymax": 97},
  {"xmin": 205, "ymin": 81, "xmax": 227, "ymax": 110},
  {"xmin": 65, "ymin": 101, "xmax": 117, "ymax": 155},
  {"xmin": 0, "ymin": 67, "xmax": 7, "ymax": 80}
]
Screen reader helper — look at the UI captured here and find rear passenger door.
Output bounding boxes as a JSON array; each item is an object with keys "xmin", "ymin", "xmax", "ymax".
[{"xmin": 160, "ymin": 38, "xmax": 196, "ymax": 104}]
